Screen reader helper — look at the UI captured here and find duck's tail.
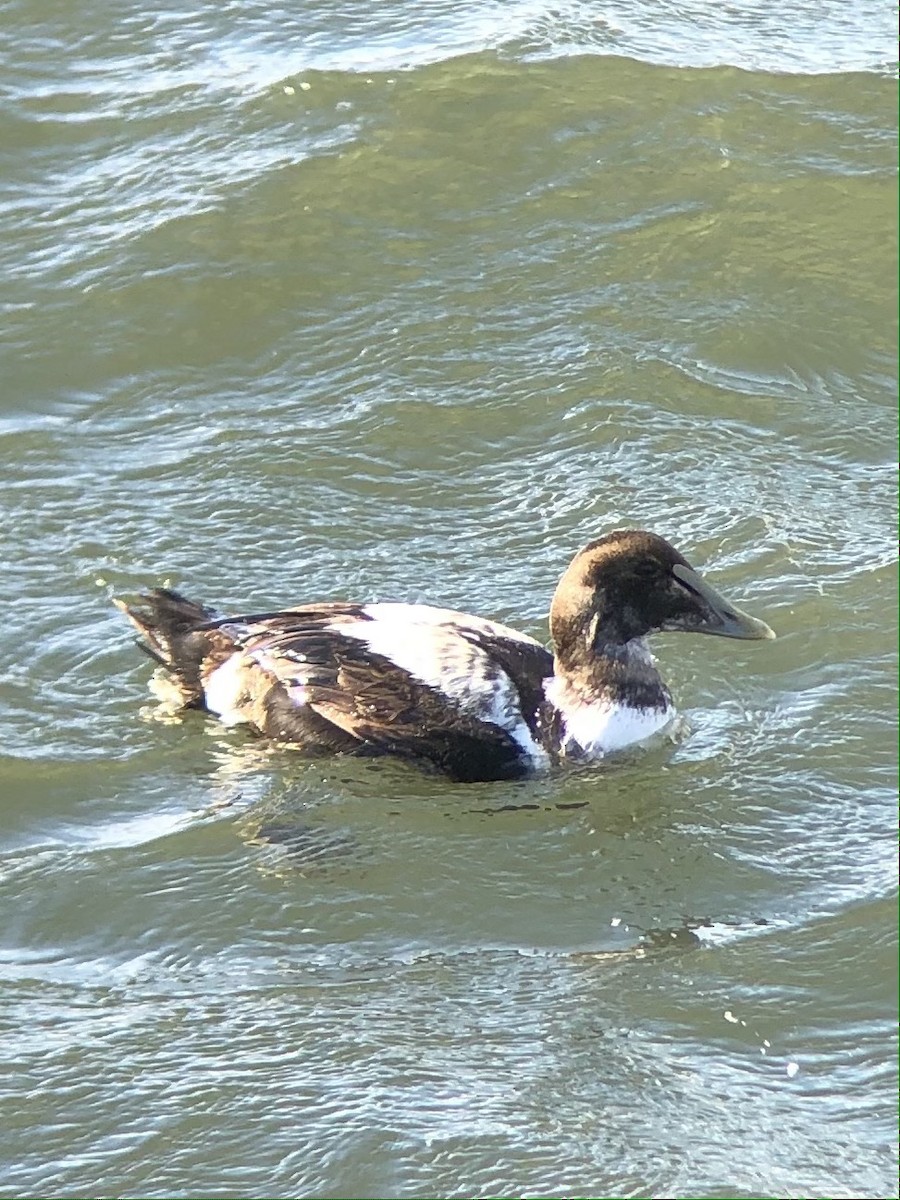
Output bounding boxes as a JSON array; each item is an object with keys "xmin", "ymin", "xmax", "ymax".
[{"xmin": 114, "ymin": 587, "xmax": 224, "ymax": 707}]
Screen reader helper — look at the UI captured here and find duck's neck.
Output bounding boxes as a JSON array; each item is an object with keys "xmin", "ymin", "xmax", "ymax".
[
  {"xmin": 551, "ymin": 632, "xmax": 672, "ymax": 713},
  {"xmin": 543, "ymin": 637, "xmax": 673, "ymax": 759},
  {"xmin": 548, "ymin": 592, "xmax": 671, "ymax": 711}
]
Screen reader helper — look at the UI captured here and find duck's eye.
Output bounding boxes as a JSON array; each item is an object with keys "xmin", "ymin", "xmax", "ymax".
[{"xmin": 633, "ymin": 561, "xmax": 660, "ymax": 581}]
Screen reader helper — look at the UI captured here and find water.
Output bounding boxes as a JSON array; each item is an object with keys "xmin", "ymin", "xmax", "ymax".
[{"xmin": 1, "ymin": 1, "xmax": 896, "ymax": 1197}]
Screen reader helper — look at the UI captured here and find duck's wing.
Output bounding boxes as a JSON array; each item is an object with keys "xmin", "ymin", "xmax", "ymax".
[{"xmin": 201, "ymin": 603, "xmax": 555, "ymax": 781}]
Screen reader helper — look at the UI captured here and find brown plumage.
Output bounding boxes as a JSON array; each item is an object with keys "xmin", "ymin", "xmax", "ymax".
[{"xmin": 115, "ymin": 530, "xmax": 775, "ymax": 782}]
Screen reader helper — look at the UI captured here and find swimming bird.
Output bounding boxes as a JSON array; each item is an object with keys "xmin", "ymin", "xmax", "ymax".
[{"xmin": 115, "ymin": 529, "xmax": 774, "ymax": 782}]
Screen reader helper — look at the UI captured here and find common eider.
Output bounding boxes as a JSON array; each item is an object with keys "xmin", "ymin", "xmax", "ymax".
[{"xmin": 115, "ymin": 529, "xmax": 775, "ymax": 782}]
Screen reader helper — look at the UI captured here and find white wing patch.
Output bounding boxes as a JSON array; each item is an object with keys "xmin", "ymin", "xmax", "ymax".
[
  {"xmin": 203, "ymin": 604, "xmax": 550, "ymax": 766},
  {"xmin": 205, "ymin": 646, "xmax": 311, "ymax": 726},
  {"xmin": 361, "ymin": 602, "xmax": 543, "ymax": 648},
  {"xmin": 204, "ymin": 653, "xmax": 252, "ymax": 726},
  {"xmin": 331, "ymin": 609, "xmax": 549, "ymax": 765}
]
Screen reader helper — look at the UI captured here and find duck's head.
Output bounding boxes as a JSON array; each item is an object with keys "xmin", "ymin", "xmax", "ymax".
[{"xmin": 549, "ymin": 529, "xmax": 775, "ymax": 659}]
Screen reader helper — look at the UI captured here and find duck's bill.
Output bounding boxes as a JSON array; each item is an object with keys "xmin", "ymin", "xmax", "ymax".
[{"xmin": 667, "ymin": 564, "xmax": 776, "ymax": 641}]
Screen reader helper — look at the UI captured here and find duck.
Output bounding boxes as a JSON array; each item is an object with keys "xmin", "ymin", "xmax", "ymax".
[{"xmin": 115, "ymin": 529, "xmax": 775, "ymax": 783}]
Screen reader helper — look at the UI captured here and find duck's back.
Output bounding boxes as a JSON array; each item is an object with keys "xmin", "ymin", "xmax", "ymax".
[{"xmin": 117, "ymin": 590, "xmax": 555, "ymax": 781}]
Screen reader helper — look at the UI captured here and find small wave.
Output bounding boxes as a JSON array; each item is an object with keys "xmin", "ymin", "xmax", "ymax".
[{"xmin": 208, "ymin": 0, "xmax": 893, "ymax": 86}]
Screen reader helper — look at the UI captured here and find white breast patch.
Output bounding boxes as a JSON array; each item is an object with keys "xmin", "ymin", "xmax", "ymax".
[{"xmin": 544, "ymin": 676, "xmax": 674, "ymax": 759}]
